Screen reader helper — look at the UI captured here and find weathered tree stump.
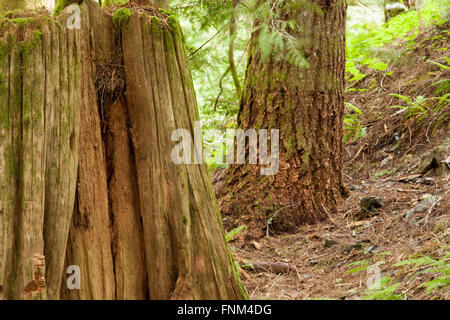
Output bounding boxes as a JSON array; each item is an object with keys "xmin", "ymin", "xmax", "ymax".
[{"xmin": 0, "ymin": 1, "xmax": 245, "ymax": 300}]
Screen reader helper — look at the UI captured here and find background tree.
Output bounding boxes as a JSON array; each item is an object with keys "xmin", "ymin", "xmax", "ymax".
[{"xmin": 217, "ymin": 0, "xmax": 349, "ymax": 235}]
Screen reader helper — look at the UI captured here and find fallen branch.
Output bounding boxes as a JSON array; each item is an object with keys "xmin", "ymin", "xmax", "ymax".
[{"xmin": 242, "ymin": 261, "xmax": 297, "ymax": 274}]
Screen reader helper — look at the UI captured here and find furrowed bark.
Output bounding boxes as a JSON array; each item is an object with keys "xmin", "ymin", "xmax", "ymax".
[
  {"xmin": 0, "ymin": 12, "xmax": 80, "ymax": 300},
  {"xmin": 43, "ymin": 16, "xmax": 81, "ymax": 300},
  {"xmin": 60, "ymin": 2, "xmax": 116, "ymax": 300}
]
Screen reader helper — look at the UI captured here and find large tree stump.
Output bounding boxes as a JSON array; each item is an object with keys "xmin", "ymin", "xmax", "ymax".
[{"xmin": 0, "ymin": 1, "xmax": 245, "ymax": 300}]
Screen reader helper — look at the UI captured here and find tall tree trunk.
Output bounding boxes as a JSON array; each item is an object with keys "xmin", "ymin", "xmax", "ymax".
[
  {"xmin": 0, "ymin": 0, "xmax": 245, "ymax": 300},
  {"xmin": 217, "ymin": 0, "xmax": 348, "ymax": 236}
]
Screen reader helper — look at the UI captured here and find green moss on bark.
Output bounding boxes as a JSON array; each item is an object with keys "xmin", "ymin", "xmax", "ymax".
[{"xmin": 113, "ymin": 8, "xmax": 133, "ymax": 29}]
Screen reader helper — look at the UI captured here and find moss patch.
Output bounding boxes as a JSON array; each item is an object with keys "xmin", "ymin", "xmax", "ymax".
[{"xmin": 112, "ymin": 8, "xmax": 133, "ymax": 29}]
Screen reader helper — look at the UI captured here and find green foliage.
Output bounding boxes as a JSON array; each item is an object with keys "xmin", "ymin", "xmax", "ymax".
[
  {"xmin": 225, "ymin": 225, "xmax": 247, "ymax": 243},
  {"xmin": 388, "ymin": 55, "xmax": 449, "ymax": 129},
  {"xmin": 112, "ymin": 7, "xmax": 133, "ymax": 29},
  {"xmin": 432, "ymin": 78, "xmax": 450, "ymax": 95},
  {"xmin": 10, "ymin": 17, "xmax": 32, "ymax": 26},
  {"xmin": 172, "ymin": 0, "xmax": 247, "ymax": 171},
  {"xmin": 34, "ymin": 30, "xmax": 43, "ymax": 41},
  {"xmin": 174, "ymin": 0, "xmax": 449, "ymax": 170},
  {"xmin": 428, "ymin": 58, "xmax": 450, "ymax": 72},
  {"xmin": 346, "ymin": 0, "xmax": 448, "ymax": 82},
  {"xmin": 344, "ymin": 102, "xmax": 367, "ymax": 142},
  {"xmin": 54, "ymin": 0, "xmax": 71, "ymax": 16},
  {"xmin": 346, "ymin": 259, "xmax": 371, "ymax": 274},
  {"xmin": 344, "ymin": 248, "xmax": 449, "ymax": 299},
  {"xmin": 362, "ymin": 277, "xmax": 403, "ymax": 300},
  {"xmin": 429, "ymin": 58, "xmax": 450, "ymax": 94},
  {"xmin": 390, "ymin": 94, "xmax": 429, "ymax": 120},
  {"xmin": 394, "ymin": 253, "xmax": 450, "ymax": 294},
  {"xmin": 249, "ymin": 0, "xmax": 310, "ymax": 67},
  {"xmin": 389, "ymin": 89, "xmax": 449, "ymax": 129}
]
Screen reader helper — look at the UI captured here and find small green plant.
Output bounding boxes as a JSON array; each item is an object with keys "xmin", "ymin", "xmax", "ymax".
[
  {"xmin": 374, "ymin": 169, "xmax": 391, "ymax": 180},
  {"xmin": 429, "ymin": 58, "xmax": 450, "ymax": 94},
  {"xmin": 390, "ymin": 94, "xmax": 429, "ymax": 121},
  {"xmin": 390, "ymin": 90, "xmax": 449, "ymax": 130},
  {"xmin": 428, "ymin": 58, "xmax": 450, "ymax": 72},
  {"xmin": 344, "ymin": 103, "xmax": 367, "ymax": 142},
  {"xmin": 431, "ymin": 79, "xmax": 450, "ymax": 95},
  {"xmin": 54, "ymin": 0, "xmax": 70, "ymax": 16},
  {"xmin": 346, "ymin": 259, "xmax": 371, "ymax": 274},
  {"xmin": 225, "ymin": 225, "xmax": 247, "ymax": 243}
]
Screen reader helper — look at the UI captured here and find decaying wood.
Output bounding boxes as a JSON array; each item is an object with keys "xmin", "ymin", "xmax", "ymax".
[
  {"xmin": 0, "ymin": 13, "xmax": 80, "ymax": 300},
  {"xmin": 235, "ymin": 256, "xmax": 297, "ymax": 275},
  {"xmin": 243, "ymin": 261, "xmax": 297, "ymax": 274},
  {"xmin": 0, "ymin": 1, "xmax": 245, "ymax": 300}
]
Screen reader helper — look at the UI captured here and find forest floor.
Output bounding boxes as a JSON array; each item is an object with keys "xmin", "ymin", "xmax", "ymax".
[{"xmin": 220, "ymin": 24, "xmax": 450, "ymax": 300}]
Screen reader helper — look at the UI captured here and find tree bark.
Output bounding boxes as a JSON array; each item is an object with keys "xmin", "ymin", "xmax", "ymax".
[
  {"xmin": 0, "ymin": 0, "xmax": 245, "ymax": 300},
  {"xmin": 217, "ymin": 0, "xmax": 348, "ymax": 236},
  {"xmin": 0, "ymin": 9, "xmax": 80, "ymax": 300}
]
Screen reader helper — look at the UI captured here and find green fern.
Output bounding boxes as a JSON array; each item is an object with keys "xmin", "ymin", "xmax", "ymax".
[
  {"xmin": 344, "ymin": 103, "xmax": 367, "ymax": 142},
  {"xmin": 225, "ymin": 225, "xmax": 248, "ymax": 243},
  {"xmin": 394, "ymin": 253, "xmax": 450, "ymax": 294},
  {"xmin": 362, "ymin": 277, "xmax": 403, "ymax": 300}
]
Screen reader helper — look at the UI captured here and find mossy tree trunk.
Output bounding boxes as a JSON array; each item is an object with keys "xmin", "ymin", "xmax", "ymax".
[
  {"xmin": 0, "ymin": 0, "xmax": 245, "ymax": 300},
  {"xmin": 0, "ymin": 10, "xmax": 80, "ymax": 300},
  {"xmin": 217, "ymin": 0, "xmax": 348, "ymax": 236}
]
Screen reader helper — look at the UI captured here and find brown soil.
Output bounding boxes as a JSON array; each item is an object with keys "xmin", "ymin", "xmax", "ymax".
[
  {"xmin": 232, "ymin": 175, "xmax": 449, "ymax": 300},
  {"xmin": 216, "ymin": 25, "xmax": 450, "ymax": 300}
]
